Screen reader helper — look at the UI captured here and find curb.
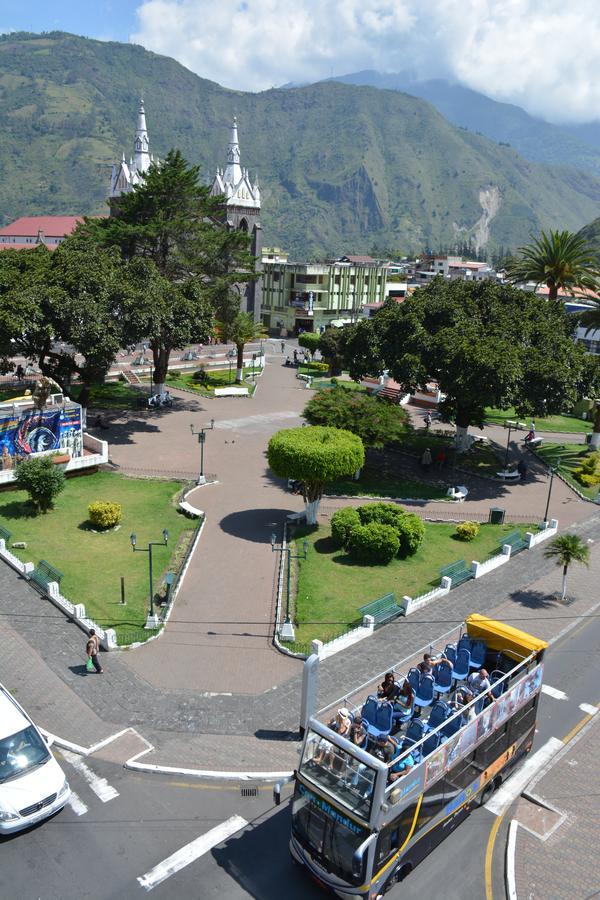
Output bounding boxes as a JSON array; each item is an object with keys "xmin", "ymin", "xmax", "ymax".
[
  {"xmin": 505, "ymin": 819, "xmax": 519, "ymax": 900},
  {"xmin": 43, "ymin": 725, "xmax": 295, "ymax": 783}
]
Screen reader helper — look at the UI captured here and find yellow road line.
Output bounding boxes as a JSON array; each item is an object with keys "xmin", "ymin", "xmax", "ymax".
[
  {"xmin": 484, "ymin": 809, "xmax": 506, "ymax": 900},
  {"xmin": 561, "ymin": 702, "xmax": 600, "ymax": 746}
]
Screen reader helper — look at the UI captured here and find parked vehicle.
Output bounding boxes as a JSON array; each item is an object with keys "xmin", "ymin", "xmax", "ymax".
[{"xmin": 0, "ymin": 683, "xmax": 70, "ymax": 834}]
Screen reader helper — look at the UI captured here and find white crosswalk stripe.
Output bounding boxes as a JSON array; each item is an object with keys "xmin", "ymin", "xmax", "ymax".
[
  {"xmin": 579, "ymin": 703, "xmax": 598, "ymax": 716},
  {"xmin": 541, "ymin": 684, "xmax": 568, "ymax": 700},
  {"xmin": 61, "ymin": 749, "xmax": 119, "ymax": 803},
  {"xmin": 67, "ymin": 791, "xmax": 88, "ymax": 816},
  {"xmin": 137, "ymin": 815, "xmax": 248, "ymax": 891}
]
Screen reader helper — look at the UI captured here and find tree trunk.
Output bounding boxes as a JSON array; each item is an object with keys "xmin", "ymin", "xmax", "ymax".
[
  {"xmin": 561, "ymin": 564, "xmax": 568, "ymax": 601},
  {"xmin": 78, "ymin": 383, "xmax": 91, "ymax": 408},
  {"xmin": 304, "ymin": 482, "xmax": 323, "ymax": 525},
  {"xmin": 236, "ymin": 343, "xmax": 244, "ymax": 383},
  {"xmin": 548, "ymin": 281, "xmax": 558, "ymax": 302},
  {"xmin": 454, "ymin": 407, "xmax": 471, "ymax": 453},
  {"xmin": 153, "ymin": 346, "xmax": 170, "ymax": 396},
  {"xmin": 590, "ymin": 403, "xmax": 600, "ymax": 449}
]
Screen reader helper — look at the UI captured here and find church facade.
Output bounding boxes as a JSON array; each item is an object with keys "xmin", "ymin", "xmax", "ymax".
[{"xmin": 110, "ymin": 104, "xmax": 262, "ymax": 319}]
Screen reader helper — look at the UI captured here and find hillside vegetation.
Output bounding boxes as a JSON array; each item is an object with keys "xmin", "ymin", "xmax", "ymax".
[{"xmin": 2, "ymin": 31, "xmax": 600, "ymax": 258}]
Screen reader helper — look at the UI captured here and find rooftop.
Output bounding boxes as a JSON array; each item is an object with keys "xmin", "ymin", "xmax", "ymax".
[{"xmin": 0, "ymin": 216, "xmax": 84, "ymax": 238}]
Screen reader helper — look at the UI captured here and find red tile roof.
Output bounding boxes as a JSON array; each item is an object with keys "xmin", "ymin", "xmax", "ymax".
[
  {"xmin": 0, "ymin": 216, "xmax": 83, "ymax": 238},
  {"xmin": 0, "ymin": 243, "xmax": 32, "ymax": 251}
]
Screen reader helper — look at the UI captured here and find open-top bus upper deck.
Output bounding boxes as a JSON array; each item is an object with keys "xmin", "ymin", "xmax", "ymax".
[{"xmin": 297, "ymin": 614, "xmax": 548, "ymax": 832}]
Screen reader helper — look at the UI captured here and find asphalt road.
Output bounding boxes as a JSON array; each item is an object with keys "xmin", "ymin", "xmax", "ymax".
[{"xmin": 2, "ymin": 611, "xmax": 598, "ymax": 900}]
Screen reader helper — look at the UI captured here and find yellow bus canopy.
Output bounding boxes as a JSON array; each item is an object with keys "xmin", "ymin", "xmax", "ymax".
[{"xmin": 466, "ymin": 613, "xmax": 548, "ymax": 661}]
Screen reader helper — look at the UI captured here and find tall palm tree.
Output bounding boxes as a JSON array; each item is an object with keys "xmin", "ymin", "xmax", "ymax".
[
  {"xmin": 225, "ymin": 312, "xmax": 267, "ymax": 382},
  {"xmin": 544, "ymin": 533, "xmax": 590, "ymax": 601},
  {"xmin": 578, "ymin": 303, "xmax": 600, "ymax": 448},
  {"xmin": 506, "ymin": 230, "xmax": 600, "ymax": 301}
]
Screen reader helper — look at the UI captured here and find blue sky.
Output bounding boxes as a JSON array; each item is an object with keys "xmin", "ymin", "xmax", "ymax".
[{"xmin": 1, "ymin": 1, "xmax": 138, "ymax": 43}]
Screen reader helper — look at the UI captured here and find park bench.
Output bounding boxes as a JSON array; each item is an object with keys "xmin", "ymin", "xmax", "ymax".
[
  {"xmin": 359, "ymin": 592, "xmax": 403, "ymax": 626},
  {"xmin": 179, "ymin": 499, "xmax": 202, "ymax": 518},
  {"xmin": 0, "ymin": 524, "xmax": 12, "ymax": 543},
  {"xmin": 159, "ymin": 572, "xmax": 175, "ymax": 606},
  {"xmin": 523, "ymin": 437, "xmax": 543, "ymax": 449},
  {"xmin": 440, "ymin": 559, "xmax": 474, "ymax": 588},
  {"xmin": 501, "ymin": 530, "xmax": 528, "ymax": 555},
  {"xmin": 30, "ymin": 560, "xmax": 63, "ymax": 592}
]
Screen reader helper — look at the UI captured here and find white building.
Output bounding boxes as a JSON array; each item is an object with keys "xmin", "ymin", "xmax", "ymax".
[{"xmin": 109, "ymin": 99, "xmax": 157, "ymax": 198}]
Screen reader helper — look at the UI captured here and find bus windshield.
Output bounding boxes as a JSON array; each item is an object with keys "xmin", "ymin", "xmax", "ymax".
[
  {"xmin": 292, "ymin": 781, "xmax": 368, "ymax": 884},
  {"xmin": 299, "ymin": 729, "xmax": 378, "ymax": 818}
]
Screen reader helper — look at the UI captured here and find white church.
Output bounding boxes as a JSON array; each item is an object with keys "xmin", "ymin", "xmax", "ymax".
[{"xmin": 109, "ymin": 102, "xmax": 262, "ymax": 317}]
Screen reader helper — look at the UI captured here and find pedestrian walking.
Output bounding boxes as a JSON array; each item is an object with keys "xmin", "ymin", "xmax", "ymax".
[
  {"xmin": 86, "ymin": 628, "xmax": 103, "ymax": 674},
  {"xmin": 517, "ymin": 458, "xmax": 528, "ymax": 482},
  {"xmin": 421, "ymin": 447, "xmax": 433, "ymax": 472},
  {"xmin": 435, "ymin": 447, "xmax": 446, "ymax": 470},
  {"xmin": 281, "ymin": 340, "xmax": 285, "ymax": 353},
  {"xmin": 424, "ymin": 411, "xmax": 432, "ymax": 431}
]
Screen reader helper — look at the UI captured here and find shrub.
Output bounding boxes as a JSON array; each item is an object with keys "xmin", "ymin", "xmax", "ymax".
[
  {"xmin": 358, "ymin": 502, "xmax": 405, "ymax": 529},
  {"xmin": 298, "ymin": 332, "xmax": 321, "ymax": 354},
  {"xmin": 330, "ymin": 377, "xmax": 338, "ymax": 386},
  {"xmin": 88, "ymin": 501, "xmax": 122, "ymax": 529},
  {"xmin": 191, "ymin": 367, "xmax": 208, "ymax": 384},
  {"xmin": 304, "ymin": 361, "xmax": 329, "ymax": 374},
  {"xmin": 14, "ymin": 455, "xmax": 66, "ymax": 513},
  {"xmin": 348, "ymin": 522, "xmax": 399, "ymax": 565},
  {"xmin": 574, "ymin": 451, "xmax": 600, "ymax": 487},
  {"xmin": 396, "ymin": 512, "xmax": 426, "ymax": 556},
  {"xmin": 331, "ymin": 507, "xmax": 361, "ymax": 548},
  {"xmin": 455, "ymin": 521, "xmax": 480, "ymax": 541}
]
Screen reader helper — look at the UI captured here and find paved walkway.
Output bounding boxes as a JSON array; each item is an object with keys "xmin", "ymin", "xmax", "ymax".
[{"xmin": 513, "ymin": 712, "xmax": 600, "ymax": 899}]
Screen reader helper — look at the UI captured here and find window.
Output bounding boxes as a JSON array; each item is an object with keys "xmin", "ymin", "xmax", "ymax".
[
  {"xmin": 508, "ymin": 699, "xmax": 537, "ymax": 744},
  {"xmin": 375, "ymin": 823, "xmax": 400, "ymax": 868},
  {"xmin": 416, "ymin": 782, "xmax": 446, "ymax": 831},
  {"xmin": 334, "ymin": 275, "xmax": 341, "ymax": 285},
  {"xmin": 273, "ymin": 272, "xmax": 280, "ymax": 282}
]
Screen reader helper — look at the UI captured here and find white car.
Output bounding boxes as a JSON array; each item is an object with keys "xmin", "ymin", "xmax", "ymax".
[{"xmin": 0, "ymin": 683, "xmax": 70, "ymax": 834}]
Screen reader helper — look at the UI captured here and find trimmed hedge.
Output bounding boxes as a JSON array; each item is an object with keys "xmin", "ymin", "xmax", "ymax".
[
  {"xmin": 358, "ymin": 502, "xmax": 405, "ymax": 529},
  {"xmin": 348, "ymin": 522, "xmax": 399, "ymax": 564},
  {"xmin": 88, "ymin": 501, "xmax": 122, "ymax": 529},
  {"xmin": 331, "ymin": 507, "xmax": 361, "ymax": 548},
  {"xmin": 396, "ymin": 512, "xmax": 426, "ymax": 556},
  {"xmin": 455, "ymin": 521, "xmax": 480, "ymax": 541}
]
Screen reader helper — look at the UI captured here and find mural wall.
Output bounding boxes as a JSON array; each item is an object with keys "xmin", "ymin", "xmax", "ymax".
[{"xmin": 0, "ymin": 406, "xmax": 83, "ymax": 460}]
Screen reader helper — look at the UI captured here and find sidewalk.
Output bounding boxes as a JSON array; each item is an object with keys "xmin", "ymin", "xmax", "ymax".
[{"xmin": 512, "ymin": 713, "xmax": 600, "ymax": 900}]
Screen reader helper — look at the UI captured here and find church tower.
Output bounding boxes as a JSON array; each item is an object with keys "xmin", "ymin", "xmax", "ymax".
[
  {"xmin": 109, "ymin": 99, "xmax": 157, "ymax": 200},
  {"xmin": 211, "ymin": 118, "xmax": 262, "ymax": 320}
]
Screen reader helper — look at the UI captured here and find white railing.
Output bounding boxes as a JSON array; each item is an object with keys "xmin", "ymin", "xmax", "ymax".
[
  {"xmin": 402, "ymin": 580, "xmax": 451, "ymax": 615},
  {"xmin": 45, "ymin": 582, "xmax": 117, "ymax": 650},
  {"xmin": 471, "ymin": 545, "xmax": 511, "ymax": 578},
  {"xmin": 526, "ymin": 519, "xmax": 558, "ymax": 548},
  {"xmin": 310, "ymin": 616, "xmax": 375, "ymax": 659}
]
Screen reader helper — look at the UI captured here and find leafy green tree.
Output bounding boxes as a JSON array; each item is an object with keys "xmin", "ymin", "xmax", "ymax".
[
  {"xmin": 544, "ymin": 533, "xmax": 590, "ymax": 601},
  {"xmin": 343, "ymin": 280, "xmax": 587, "ymax": 451},
  {"xmin": 81, "ymin": 149, "xmax": 255, "ymax": 392},
  {"xmin": 330, "ymin": 507, "xmax": 361, "ymax": 548},
  {"xmin": 14, "ymin": 456, "xmax": 66, "ymax": 514},
  {"xmin": 298, "ymin": 332, "xmax": 320, "ymax": 355},
  {"xmin": 303, "ymin": 386, "xmax": 407, "ymax": 448},
  {"xmin": 220, "ymin": 312, "xmax": 267, "ymax": 382},
  {"xmin": 0, "ymin": 238, "xmax": 132, "ymax": 405},
  {"xmin": 318, "ymin": 327, "xmax": 348, "ymax": 376},
  {"xmin": 506, "ymin": 230, "xmax": 600, "ymax": 301},
  {"xmin": 267, "ymin": 426, "xmax": 364, "ymax": 524}
]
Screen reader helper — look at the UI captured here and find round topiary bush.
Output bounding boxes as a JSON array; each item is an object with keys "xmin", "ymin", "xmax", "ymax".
[
  {"xmin": 396, "ymin": 512, "xmax": 426, "ymax": 557},
  {"xmin": 347, "ymin": 522, "xmax": 399, "ymax": 564},
  {"xmin": 455, "ymin": 521, "xmax": 480, "ymax": 541},
  {"xmin": 331, "ymin": 507, "xmax": 361, "ymax": 548},
  {"xmin": 357, "ymin": 502, "xmax": 405, "ymax": 529},
  {"xmin": 88, "ymin": 501, "xmax": 122, "ymax": 529}
]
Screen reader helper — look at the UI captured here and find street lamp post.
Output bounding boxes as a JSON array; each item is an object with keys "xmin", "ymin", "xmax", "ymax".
[
  {"xmin": 544, "ymin": 461, "xmax": 559, "ymax": 523},
  {"xmin": 190, "ymin": 419, "xmax": 215, "ymax": 485},
  {"xmin": 130, "ymin": 529, "xmax": 169, "ymax": 629},
  {"xmin": 252, "ymin": 353, "xmax": 257, "ymax": 383},
  {"xmin": 271, "ymin": 532, "xmax": 309, "ymax": 642},
  {"xmin": 503, "ymin": 422, "xmax": 515, "ymax": 469}
]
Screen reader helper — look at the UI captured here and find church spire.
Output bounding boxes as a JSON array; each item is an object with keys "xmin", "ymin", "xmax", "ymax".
[
  {"xmin": 133, "ymin": 98, "xmax": 151, "ymax": 174},
  {"xmin": 224, "ymin": 116, "xmax": 242, "ymax": 185}
]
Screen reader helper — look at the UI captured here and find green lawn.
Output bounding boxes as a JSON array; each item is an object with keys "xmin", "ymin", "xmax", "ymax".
[
  {"xmin": 485, "ymin": 407, "xmax": 590, "ymax": 433},
  {"xmin": 0, "ymin": 472, "xmax": 195, "ymax": 642},
  {"xmin": 391, "ymin": 430, "xmax": 501, "ymax": 476},
  {"xmin": 536, "ymin": 443, "xmax": 600, "ymax": 501},
  {"xmin": 311, "ymin": 379, "xmax": 365, "ymax": 392},
  {"xmin": 325, "ymin": 471, "xmax": 447, "ymax": 500},
  {"xmin": 68, "ymin": 382, "xmax": 144, "ymax": 410},
  {"xmin": 290, "ymin": 521, "xmax": 534, "ymax": 647},
  {"xmin": 165, "ymin": 366, "xmax": 257, "ymax": 396}
]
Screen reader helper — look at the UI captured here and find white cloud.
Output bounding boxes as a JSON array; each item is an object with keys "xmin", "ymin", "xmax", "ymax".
[{"xmin": 132, "ymin": 0, "xmax": 600, "ymax": 123}]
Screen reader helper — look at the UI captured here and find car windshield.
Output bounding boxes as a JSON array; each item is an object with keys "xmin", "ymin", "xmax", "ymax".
[
  {"xmin": 0, "ymin": 726, "xmax": 50, "ymax": 784},
  {"xmin": 292, "ymin": 781, "xmax": 367, "ymax": 884}
]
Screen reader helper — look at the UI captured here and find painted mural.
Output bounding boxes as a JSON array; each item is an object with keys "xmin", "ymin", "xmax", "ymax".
[{"xmin": 0, "ymin": 406, "xmax": 83, "ymax": 460}]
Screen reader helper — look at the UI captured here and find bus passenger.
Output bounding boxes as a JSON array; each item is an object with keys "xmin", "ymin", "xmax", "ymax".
[{"xmin": 378, "ymin": 672, "xmax": 398, "ymax": 700}]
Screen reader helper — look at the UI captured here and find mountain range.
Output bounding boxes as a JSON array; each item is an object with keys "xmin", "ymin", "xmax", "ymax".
[{"xmin": 1, "ymin": 32, "xmax": 600, "ymax": 260}]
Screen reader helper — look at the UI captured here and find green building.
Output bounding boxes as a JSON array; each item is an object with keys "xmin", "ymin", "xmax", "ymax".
[{"xmin": 261, "ymin": 255, "xmax": 389, "ymax": 334}]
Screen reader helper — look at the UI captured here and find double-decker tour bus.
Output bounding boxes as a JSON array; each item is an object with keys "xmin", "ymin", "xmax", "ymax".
[{"xmin": 290, "ymin": 614, "xmax": 547, "ymax": 898}]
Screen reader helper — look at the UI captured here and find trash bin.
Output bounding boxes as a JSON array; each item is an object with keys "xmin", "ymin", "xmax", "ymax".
[{"xmin": 489, "ymin": 507, "xmax": 505, "ymax": 525}]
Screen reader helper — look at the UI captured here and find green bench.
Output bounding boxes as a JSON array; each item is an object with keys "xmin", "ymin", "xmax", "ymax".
[
  {"xmin": 0, "ymin": 524, "xmax": 12, "ymax": 543},
  {"xmin": 501, "ymin": 530, "xmax": 528, "ymax": 555},
  {"xmin": 30, "ymin": 560, "xmax": 64, "ymax": 592},
  {"xmin": 440, "ymin": 559, "xmax": 474, "ymax": 588},
  {"xmin": 359, "ymin": 592, "xmax": 403, "ymax": 625}
]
